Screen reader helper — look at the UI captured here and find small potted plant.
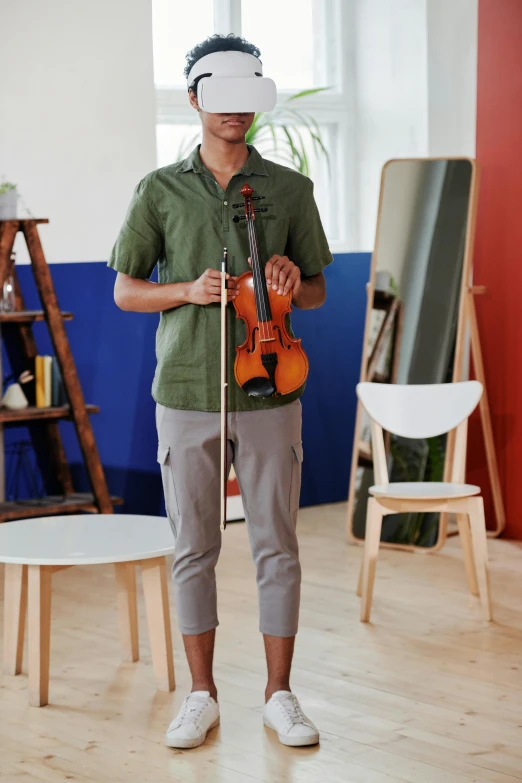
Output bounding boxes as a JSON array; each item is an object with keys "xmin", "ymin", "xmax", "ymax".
[{"xmin": 0, "ymin": 179, "xmax": 18, "ymax": 220}]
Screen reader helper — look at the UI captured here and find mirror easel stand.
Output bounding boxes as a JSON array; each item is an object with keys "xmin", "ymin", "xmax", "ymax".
[
  {"xmin": 346, "ymin": 157, "xmax": 506, "ymax": 553},
  {"xmin": 440, "ymin": 283, "xmax": 506, "ymax": 542}
]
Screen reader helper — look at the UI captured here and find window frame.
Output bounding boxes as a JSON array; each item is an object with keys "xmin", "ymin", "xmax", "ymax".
[{"xmin": 153, "ymin": 0, "xmax": 355, "ymax": 252}]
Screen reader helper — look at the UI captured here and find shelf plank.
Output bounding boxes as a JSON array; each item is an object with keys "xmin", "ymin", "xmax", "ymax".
[
  {"xmin": 0, "ymin": 310, "xmax": 73, "ymax": 323},
  {"xmin": 0, "ymin": 404, "xmax": 99, "ymax": 423},
  {"xmin": 0, "ymin": 218, "xmax": 49, "ymax": 226},
  {"xmin": 0, "ymin": 494, "xmax": 124, "ymax": 522}
]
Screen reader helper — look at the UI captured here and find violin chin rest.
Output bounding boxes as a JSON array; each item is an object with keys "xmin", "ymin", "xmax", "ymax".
[{"xmin": 242, "ymin": 376, "xmax": 275, "ymax": 398}]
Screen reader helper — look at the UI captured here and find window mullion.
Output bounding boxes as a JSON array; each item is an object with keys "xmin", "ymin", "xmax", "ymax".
[{"xmin": 213, "ymin": 0, "xmax": 241, "ymax": 35}]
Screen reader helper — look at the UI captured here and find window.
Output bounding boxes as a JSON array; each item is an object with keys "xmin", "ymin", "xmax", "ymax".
[
  {"xmin": 152, "ymin": 0, "xmax": 214, "ymax": 87},
  {"xmin": 152, "ymin": 0, "xmax": 351, "ymax": 249},
  {"xmin": 241, "ymin": 0, "xmax": 316, "ymax": 91}
]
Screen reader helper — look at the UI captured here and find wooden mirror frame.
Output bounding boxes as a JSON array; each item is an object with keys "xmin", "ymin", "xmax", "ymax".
[{"xmin": 346, "ymin": 157, "xmax": 505, "ymax": 552}]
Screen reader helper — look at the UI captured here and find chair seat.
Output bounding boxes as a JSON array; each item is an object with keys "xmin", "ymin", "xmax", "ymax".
[{"xmin": 369, "ymin": 481, "xmax": 481, "ymax": 500}]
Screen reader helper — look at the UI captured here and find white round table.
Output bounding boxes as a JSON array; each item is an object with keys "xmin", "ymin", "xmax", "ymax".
[{"xmin": 0, "ymin": 514, "xmax": 175, "ymax": 706}]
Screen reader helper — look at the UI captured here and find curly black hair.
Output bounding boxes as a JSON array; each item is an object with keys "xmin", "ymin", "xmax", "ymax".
[{"xmin": 184, "ymin": 33, "xmax": 261, "ymax": 90}]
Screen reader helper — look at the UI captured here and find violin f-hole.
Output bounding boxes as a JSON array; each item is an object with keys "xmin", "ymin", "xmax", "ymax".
[
  {"xmin": 249, "ymin": 326, "xmax": 258, "ymax": 353},
  {"xmin": 273, "ymin": 325, "xmax": 290, "ymax": 350}
]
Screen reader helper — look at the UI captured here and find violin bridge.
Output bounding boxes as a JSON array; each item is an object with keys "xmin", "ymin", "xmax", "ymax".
[{"xmin": 259, "ymin": 337, "xmax": 275, "ymax": 343}]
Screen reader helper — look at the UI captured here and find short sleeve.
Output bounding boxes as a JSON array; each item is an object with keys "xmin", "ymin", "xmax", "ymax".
[
  {"xmin": 107, "ymin": 177, "xmax": 163, "ymax": 279},
  {"xmin": 285, "ymin": 179, "xmax": 333, "ymax": 277}
]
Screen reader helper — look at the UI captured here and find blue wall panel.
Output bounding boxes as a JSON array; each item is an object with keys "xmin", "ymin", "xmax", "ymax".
[
  {"xmin": 291, "ymin": 253, "xmax": 370, "ymax": 506},
  {"xmin": 4, "ymin": 252, "xmax": 370, "ymax": 513}
]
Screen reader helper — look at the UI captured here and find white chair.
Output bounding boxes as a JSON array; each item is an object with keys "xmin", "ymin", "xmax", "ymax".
[{"xmin": 356, "ymin": 381, "xmax": 493, "ymax": 623}]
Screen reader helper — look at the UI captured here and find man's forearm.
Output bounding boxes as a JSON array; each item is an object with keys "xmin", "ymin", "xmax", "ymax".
[
  {"xmin": 292, "ymin": 273, "xmax": 326, "ymax": 310},
  {"xmin": 115, "ymin": 277, "xmax": 191, "ymax": 313}
]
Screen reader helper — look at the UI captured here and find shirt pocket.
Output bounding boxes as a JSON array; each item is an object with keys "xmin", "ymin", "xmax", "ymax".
[
  {"xmin": 289, "ymin": 440, "xmax": 304, "ymax": 515},
  {"xmin": 157, "ymin": 443, "xmax": 180, "ymax": 536}
]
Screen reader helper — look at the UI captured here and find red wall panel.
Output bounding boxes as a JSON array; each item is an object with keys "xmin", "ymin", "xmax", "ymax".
[{"xmin": 470, "ymin": 0, "xmax": 522, "ymax": 538}]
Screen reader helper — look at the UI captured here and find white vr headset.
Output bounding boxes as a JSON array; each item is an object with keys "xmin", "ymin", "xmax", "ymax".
[{"xmin": 187, "ymin": 51, "xmax": 277, "ymax": 113}]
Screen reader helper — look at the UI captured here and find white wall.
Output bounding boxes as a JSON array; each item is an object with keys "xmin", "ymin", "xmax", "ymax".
[
  {"xmin": 353, "ymin": 0, "xmax": 429, "ymax": 250},
  {"xmin": 351, "ymin": 0, "xmax": 478, "ymax": 250},
  {"xmin": 426, "ymin": 0, "xmax": 478, "ymax": 157},
  {"xmin": 1, "ymin": 0, "xmax": 157, "ymax": 264}
]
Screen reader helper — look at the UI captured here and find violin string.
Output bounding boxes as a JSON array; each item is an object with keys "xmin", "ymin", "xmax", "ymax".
[
  {"xmin": 247, "ymin": 211, "xmax": 270, "ymax": 351},
  {"xmin": 256, "ymin": 221, "xmax": 273, "ymax": 349},
  {"xmin": 250, "ymin": 209, "xmax": 270, "ymax": 335},
  {"xmin": 248, "ymin": 216, "xmax": 271, "ymax": 351},
  {"xmin": 255, "ymin": 214, "xmax": 274, "ymax": 346},
  {"xmin": 246, "ymin": 218, "xmax": 264, "ymax": 350},
  {"xmin": 247, "ymin": 217, "xmax": 262, "ymax": 320}
]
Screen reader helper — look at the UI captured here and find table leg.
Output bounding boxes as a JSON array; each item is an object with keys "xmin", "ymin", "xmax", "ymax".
[
  {"xmin": 0, "ymin": 324, "xmax": 4, "ymax": 504},
  {"xmin": 28, "ymin": 565, "xmax": 52, "ymax": 707},
  {"xmin": 115, "ymin": 562, "xmax": 139, "ymax": 662},
  {"xmin": 3, "ymin": 563, "xmax": 27, "ymax": 675},
  {"xmin": 141, "ymin": 556, "xmax": 175, "ymax": 692}
]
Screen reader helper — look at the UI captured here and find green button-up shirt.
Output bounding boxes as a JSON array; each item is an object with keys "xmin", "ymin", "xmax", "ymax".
[{"xmin": 107, "ymin": 143, "xmax": 333, "ymax": 412}]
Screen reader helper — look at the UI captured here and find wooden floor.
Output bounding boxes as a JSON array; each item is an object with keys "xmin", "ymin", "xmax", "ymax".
[{"xmin": 1, "ymin": 503, "xmax": 522, "ymax": 783}]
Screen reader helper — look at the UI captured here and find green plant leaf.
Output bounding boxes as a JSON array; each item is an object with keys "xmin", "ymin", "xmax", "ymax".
[
  {"xmin": 281, "ymin": 126, "xmax": 308, "ymax": 174},
  {"xmin": 0, "ymin": 180, "xmax": 17, "ymax": 195},
  {"xmin": 285, "ymin": 87, "xmax": 331, "ymax": 101}
]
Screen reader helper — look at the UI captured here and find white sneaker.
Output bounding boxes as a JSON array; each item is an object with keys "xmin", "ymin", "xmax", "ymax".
[
  {"xmin": 263, "ymin": 690, "xmax": 319, "ymax": 747},
  {"xmin": 165, "ymin": 690, "xmax": 220, "ymax": 749}
]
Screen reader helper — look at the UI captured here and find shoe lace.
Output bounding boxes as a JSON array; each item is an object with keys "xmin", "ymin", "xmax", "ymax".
[
  {"xmin": 175, "ymin": 694, "xmax": 208, "ymax": 727},
  {"xmin": 276, "ymin": 693, "xmax": 306, "ymax": 729}
]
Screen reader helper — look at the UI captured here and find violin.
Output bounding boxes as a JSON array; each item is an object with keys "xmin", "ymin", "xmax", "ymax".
[{"xmin": 231, "ymin": 183, "xmax": 309, "ymax": 397}]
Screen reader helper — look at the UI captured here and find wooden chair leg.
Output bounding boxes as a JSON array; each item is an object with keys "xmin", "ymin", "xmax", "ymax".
[
  {"xmin": 356, "ymin": 560, "xmax": 363, "ymax": 597},
  {"xmin": 456, "ymin": 513, "xmax": 479, "ymax": 596},
  {"xmin": 467, "ymin": 497, "xmax": 493, "ymax": 621},
  {"xmin": 115, "ymin": 562, "xmax": 139, "ymax": 662},
  {"xmin": 360, "ymin": 498, "xmax": 384, "ymax": 623},
  {"xmin": 140, "ymin": 557, "xmax": 175, "ymax": 692},
  {"xmin": 28, "ymin": 565, "xmax": 52, "ymax": 707},
  {"xmin": 3, "ymin": 563, "xmax": 28, "ymax": 675}
]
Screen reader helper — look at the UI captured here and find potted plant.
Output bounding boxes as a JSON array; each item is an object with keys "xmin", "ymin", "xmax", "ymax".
[{"xmin": 0, "ymin": 179, "xmax": 18, "ymax": 219}]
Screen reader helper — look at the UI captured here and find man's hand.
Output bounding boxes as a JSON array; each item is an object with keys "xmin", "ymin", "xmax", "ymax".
[
  {"xmin": 187, "ymin": 268, "xmax": 239, "ymax": 305},
  {"xmin": 248, "ymin": 254, "xmax": 301, "ymax": 297}
]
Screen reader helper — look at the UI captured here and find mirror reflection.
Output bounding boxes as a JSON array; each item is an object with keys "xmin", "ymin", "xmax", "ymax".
[{"xmin": 351, "ymin": 159, "xmax": 473, "ymax": 547}]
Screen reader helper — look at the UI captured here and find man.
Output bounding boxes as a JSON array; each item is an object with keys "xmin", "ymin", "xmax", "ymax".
[{"xmin": 108, "ymin": 34, "xmax": 332, "ymax": 749}]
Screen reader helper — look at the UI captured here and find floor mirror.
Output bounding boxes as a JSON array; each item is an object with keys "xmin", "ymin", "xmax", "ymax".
[{"xmin": 346, "ymin": 157, "xmax": 505, "ymax": 552}]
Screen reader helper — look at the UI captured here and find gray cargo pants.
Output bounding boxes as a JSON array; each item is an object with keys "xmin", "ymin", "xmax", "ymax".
[{"xmin": 155, "ymin": 399, "xmax": 303, "ymax": 638}]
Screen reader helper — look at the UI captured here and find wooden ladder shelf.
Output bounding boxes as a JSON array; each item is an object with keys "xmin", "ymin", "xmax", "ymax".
[{"xmin": 0, "ymin": 218, "xmax": 122, "ymax": 521}]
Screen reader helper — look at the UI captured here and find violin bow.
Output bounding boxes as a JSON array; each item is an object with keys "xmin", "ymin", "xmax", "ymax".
[{"xmin": 220, "ymin": 247, "xmax": 228, "ymax": 532}]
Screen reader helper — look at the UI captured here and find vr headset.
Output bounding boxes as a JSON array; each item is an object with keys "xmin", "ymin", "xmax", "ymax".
[{"xmin": 187, "ymin": 51, "xmax": 277, "ymax": 113}]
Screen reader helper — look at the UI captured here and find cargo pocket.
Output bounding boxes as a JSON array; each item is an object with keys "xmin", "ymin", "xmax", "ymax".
[
  {"xmin": 157, "ymin": 442, "xmax": 179, "ymax": 538},
  {"xmin": 289, "ymin": 441, "xmax": 304, "ymax": 515}
]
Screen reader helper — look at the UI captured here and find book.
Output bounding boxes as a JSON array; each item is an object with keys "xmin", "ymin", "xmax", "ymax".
[
  {"xmin": 43, "ymin": 355, "xmax": 52, "ymax": 407},
  {"xmin": 51, "ymin": 357, "xmax": 67, "ymax": 406},
  {"xmin": 35, "ymin": 355, "xmax": 54, "ymax": 407},
  {"xmin": 35, "ymin": 355, "xmax": 45, "ymax": 408},
  {"xmin": 51, "ymin": 357, "xmax": 58, "ymax": 406}
]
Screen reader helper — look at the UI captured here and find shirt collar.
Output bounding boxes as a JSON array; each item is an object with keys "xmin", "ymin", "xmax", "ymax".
[{"xmin": 179, "ymin": 143, "xmax": 269, "ymax": 177}]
